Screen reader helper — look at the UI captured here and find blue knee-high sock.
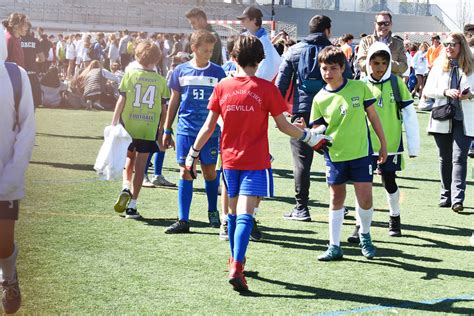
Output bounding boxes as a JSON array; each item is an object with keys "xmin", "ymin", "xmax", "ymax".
[
  {"xmin": 178, "ymin": 179, "xmax": 193, "ymax": 221},
  {"xmin": 234, "ymin": 214, "xmax": 254, "ymax": 263},
  {"xmin": 227, "ymin": 214, "xmax": 237, "ymax": 258},
  {"xmin": 144, "ymin": 153, "xmax": 153, "ymax": 176},
  {"xmin": 205, "ymin": 177, "xmax": 219, "ymax": 212},
  {"xmin": 216, "ymin": 169, "xmax": 222, "ymax": 185},
  {"xmin": 153, "ymin": 151, "xmax": 165, "ymax": 176}
]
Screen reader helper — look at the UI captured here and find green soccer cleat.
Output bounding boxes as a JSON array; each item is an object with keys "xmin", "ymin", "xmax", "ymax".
[
  {"xmin": 360, "ymin": 232, "xmax": 377, "ymax": 259},
  {"xmin": 317, "ymin": 244, "xmax": 344, "ymax": 261},
  {"xmin": 114, "ymin": 189, "xmax": 131, "ymax": 213}
]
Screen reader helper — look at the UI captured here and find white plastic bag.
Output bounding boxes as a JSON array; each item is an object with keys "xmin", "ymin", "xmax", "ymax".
[{"xmin": 94, "ymin": 124, "xmax": 132, "ymax": 180}]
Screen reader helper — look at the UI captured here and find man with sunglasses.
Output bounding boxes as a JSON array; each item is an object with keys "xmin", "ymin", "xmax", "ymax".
[{"xmin": 357, "ymin": 11, "xmax": 407, "ymax": 77}]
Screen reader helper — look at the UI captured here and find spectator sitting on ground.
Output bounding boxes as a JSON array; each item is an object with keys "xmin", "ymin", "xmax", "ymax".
[
  {"xmin": 40, "ymin": 67, "xmax": 67, "ymax": 108},
  {"xmin": 74, "ymin": 60, "xmax": 119, "ymax": 110}
]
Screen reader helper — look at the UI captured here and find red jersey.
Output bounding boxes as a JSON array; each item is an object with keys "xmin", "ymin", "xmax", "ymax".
[
  {"xmin": 5, "ymin": 31, "xmax": 25, "ymax": 68},
  {"xmin": 208, "ymin": 76, "xmax": 286, "ymax": 170}
]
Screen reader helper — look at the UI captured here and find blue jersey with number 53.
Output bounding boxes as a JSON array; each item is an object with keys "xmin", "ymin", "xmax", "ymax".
[{"xmin": 168, "ymin": 61, "xmax": 226, "ymax": 137}]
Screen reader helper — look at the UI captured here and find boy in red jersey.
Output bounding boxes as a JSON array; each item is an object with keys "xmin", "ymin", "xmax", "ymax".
[{"xmin": 185, "ymin": 35, "xmax": 331, "ymax": 292}]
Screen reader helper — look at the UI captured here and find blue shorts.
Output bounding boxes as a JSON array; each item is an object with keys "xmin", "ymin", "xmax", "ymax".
[
  {"xmin": 176, "ymin": 135, "xmax": 218, "ymax": 165},
  {"xmin": 325, "ymin": 155, "xmax": 373, "ymax": 185},
  {"xmin": 222, "ymin": 169, "xmax": 274, "ymax": 198},
  {"xmin": 372, "ymin": 154, "xmax": 402, "ymax": 173}
]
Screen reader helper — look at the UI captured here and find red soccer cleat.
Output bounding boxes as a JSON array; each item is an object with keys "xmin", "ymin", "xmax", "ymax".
[{"xmin": 228, "ymin": 261, "xmax": 248, "ymax": 292}]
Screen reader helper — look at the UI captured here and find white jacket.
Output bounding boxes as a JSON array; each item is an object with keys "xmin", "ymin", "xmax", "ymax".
[
  {"xmin": 0, "ymin": 27, "xmax": 36, "ymax": 201},
  {"xmin": 424, "ymin": 61, "xmax": 474, "ymax": 136},
  {"xmin": 253, "ymin": 28, "xmax": 281, "ymax": 82}
]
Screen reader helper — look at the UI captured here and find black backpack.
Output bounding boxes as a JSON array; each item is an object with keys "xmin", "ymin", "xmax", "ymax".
[
  {"xmin": 297, "ymin": 42, "xmax": 325, "ymax": 94},
  {"xmin": 5, "ymin": 62, "xmax": 22, "ymax": 131}
]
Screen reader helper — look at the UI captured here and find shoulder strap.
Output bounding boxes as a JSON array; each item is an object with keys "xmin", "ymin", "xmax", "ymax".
[
  {"xmin": 389, "ymin": 74, "xmax": 402, "ymax": 120},
  {"xmin": 5, "ymin": 62, "xmax": 23, "ymax": 131}
]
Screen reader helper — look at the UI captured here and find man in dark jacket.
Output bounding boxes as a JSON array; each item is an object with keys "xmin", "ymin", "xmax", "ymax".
[{"xmin": 276, "ymin": 15, "xmax": 352, "ymax": 221}]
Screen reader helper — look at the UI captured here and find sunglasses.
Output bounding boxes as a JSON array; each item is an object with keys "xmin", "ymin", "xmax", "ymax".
[
  {"xmin": 376, "ymin": 21, "xmax": 391, "ymax": 27},
  {"xmin": 443, "ymin": 42, "xmax": 459, "ymax": 48}
]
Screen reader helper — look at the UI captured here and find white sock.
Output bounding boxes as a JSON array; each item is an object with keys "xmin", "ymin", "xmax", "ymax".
[
  {"xmin": 387, "ymin": 189, "xmax": 400, "ymax": 217},
  {"xmin": 253, "ymin": 208, "xmax": 259, "ymax": 218},
  {"xmin": 329, "ymin": 208, "xmax": 345, "ymax": 246},
  {"xmin": 128, "ymin": 199, "xmax": 137, "ymax": 209},
  {"xmin": 0, "ymin": 244, "xmax": 18, "ymax": 282},
  {"xmin": 122, "ymin": 180, "xmax": 131, "ymax": 191},
  {"xmin": 357, "ymin": 206, "xmax": 374, "ymax": 234}
]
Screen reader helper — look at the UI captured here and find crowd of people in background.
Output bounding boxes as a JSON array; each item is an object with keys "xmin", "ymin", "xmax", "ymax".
[{"xmin": 1, "ymin": 6, "xmax": 474, "ymax": 310}]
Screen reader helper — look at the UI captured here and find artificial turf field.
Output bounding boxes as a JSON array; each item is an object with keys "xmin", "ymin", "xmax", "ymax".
[{"xmin": 15, "ymin": 108, "xmax": 474, "ymax": 314}]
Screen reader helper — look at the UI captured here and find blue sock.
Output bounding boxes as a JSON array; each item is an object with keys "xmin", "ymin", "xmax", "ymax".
[
  {"xmin": 153, "ymin": 151, "xmax": 165, "ymax": 176},
  {"xmin": 178, "ymin": 179, "xmax": 193, "ymax": 221},
  {"xmin": 205, "ymin": 177, "xmax": 219, "ymax": 212},
  {"xmin": 234, "ymin": 214, "xmax": 254, "ymax": 263},
  {"xmin": 144, "ymin": 153, "xmax": 153, "ymax": 176},
  {"xmin": 216, "ymin": 169, "xmax": 222, "ymax": 185},
  {"xmin": 227, "ymin": 214, "xmax": 237, "ymax": 258}
]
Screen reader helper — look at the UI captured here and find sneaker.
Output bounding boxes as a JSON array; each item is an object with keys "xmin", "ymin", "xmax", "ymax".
[
  {"xmin": 359, "ymin": 232, "xmax": 376, "ymax": 259},
  {"xmin": 388, "ymin": 215, "xmax": 402, "ymax": 237},
  {"xmin": 125, "ymin": 208, "xmax": 142, "ymax": 219},
  {"xmin": 208, "ymin": 210, "xmax": 221, "ymax": 228},
  {"xmin": 151, "ymin": 175, "xmax": 176, "ymax": 187},
  {"xmin": 114, "ymin": 189, "xmax": 132, "ymax": 213},
  {"xmin": 250, "ymin": 218, "xmax": 262, "ymax": 241},
  {"xmin": 142, "ymin": 175, "xmax": 155, "ymax": 188},
  {"xmin": 228, "ymin": 261, "xmax": 248, "ymax": 292},
  {"xmin": 347, "ymin": 225, "xmax": 360, "ymax": 244},
  {"xmin": 283, "ymin": 208, "xmax": 311, "ymax": 222},
  {"xmin": 452, "ymin": 203, "xmax": 464, "ymax": 213},
  {"xmin": 164, "ymin": 220, "xmax": 190, "ymax": 234},
  {"xmin": 219, "ymin": 220, "xmax": 228, "ymax": 241},
  {"xmin": 1, "ymin": 273, "xmax": 21, "ymax": 314},
  {"xmin": 317, "ymin": 244, "xmax": 344, "ymax": 261},
  {"xmin": 439, "ymin": 201, "xmax": 451, "ymax": 208}
]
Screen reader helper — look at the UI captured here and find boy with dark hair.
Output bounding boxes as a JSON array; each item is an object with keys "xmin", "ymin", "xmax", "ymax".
[
  {"xmin": 310, "ymin": 46, "xmax": 387, "ymax": 261},
  {"xmin": 347, "ymin": 42, "xmax": 419, "ymax": 242},
  {"xmin": 163, "ymin": 30, "xmax": 226, "ymax": 233},
  {"xmin": 112, "ymin": 41, "xmax": 170, "ymax": 219},
  {"xmin": 186, "ymin": 35, "xmax": 330, "ymax": 291}
]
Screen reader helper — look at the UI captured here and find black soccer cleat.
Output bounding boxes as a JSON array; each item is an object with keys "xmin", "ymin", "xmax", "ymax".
[
  {"xmin": 388, "ymin": 215, "xmax": 402, "ymax": 237},
  {"xmin": 250, "ymin": 218, "xmax": 262, "ymax": 241},
  {"xmin": 164, "ymin": 220, "xmax": 190, "ymax": 234},
  {"xmin": 347, "ymin": 225, "xmax": 360, "ymax": 244}
]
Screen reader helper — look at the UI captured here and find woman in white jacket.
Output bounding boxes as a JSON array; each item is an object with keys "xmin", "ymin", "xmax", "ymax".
[
  {"xmin": 0, "ymin": 26, "xmax": 36, "ymax": 314},
  {"xmin": 424, "ymin": 32, "xmax": 474, "ymax": 212}
]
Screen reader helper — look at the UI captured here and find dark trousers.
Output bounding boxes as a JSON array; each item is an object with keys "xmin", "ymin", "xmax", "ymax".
[
  {"xmin": 433, "ymin": 120, "xmax": 473, "ymax": 205},
  {"xmin": 28, "ymin": 73, "xmax": 42, "ymax": 108},
  {"xmin": 290, "ymin": 112, "xmax": 314, "ymax": 210}
]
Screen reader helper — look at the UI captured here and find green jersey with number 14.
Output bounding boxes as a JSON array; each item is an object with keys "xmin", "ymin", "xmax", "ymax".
[{"xmin": 119, "ymin": 68, "xmax": 170, "ymax": 141}]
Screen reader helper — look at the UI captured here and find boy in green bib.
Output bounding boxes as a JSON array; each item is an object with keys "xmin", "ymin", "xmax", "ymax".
[
  {"xmin": 347, "ymin": 42, "xmax": 419, "ymax": 242},
  {"xmin": 310, "ymin": 46, "xmax": 387, "ymax": 261},
  {"xmin": 111, "ymin": 41, "xmax": 170, "ymax": 219}
]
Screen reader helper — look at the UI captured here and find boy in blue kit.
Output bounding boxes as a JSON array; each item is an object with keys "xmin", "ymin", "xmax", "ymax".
[
  {"xmin": 163, "ymin": 30, "xmax": 226, "ymax": 233},
  {"xmin": 347, "ymin": 42, "xmax": 419, "ymax": 242},
  {"xmin": 310, "ymin": 46, "xmax": 388, "ymax": 261}
]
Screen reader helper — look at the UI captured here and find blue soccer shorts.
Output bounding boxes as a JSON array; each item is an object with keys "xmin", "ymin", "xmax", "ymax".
[
  {"xmin": 372, "ymin": 154, "xmax": 402, "ymax": 173},
  {"xmin": 176, "ymin": 135, "xmax": 218, "ymax": 165},
  {"xmin": 325, "ymin": 155, "xmax": 373, "ymax": 185},
  {"xmin": 222, "ymin": 169, "xmax": 274, "ymax": 198}
]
